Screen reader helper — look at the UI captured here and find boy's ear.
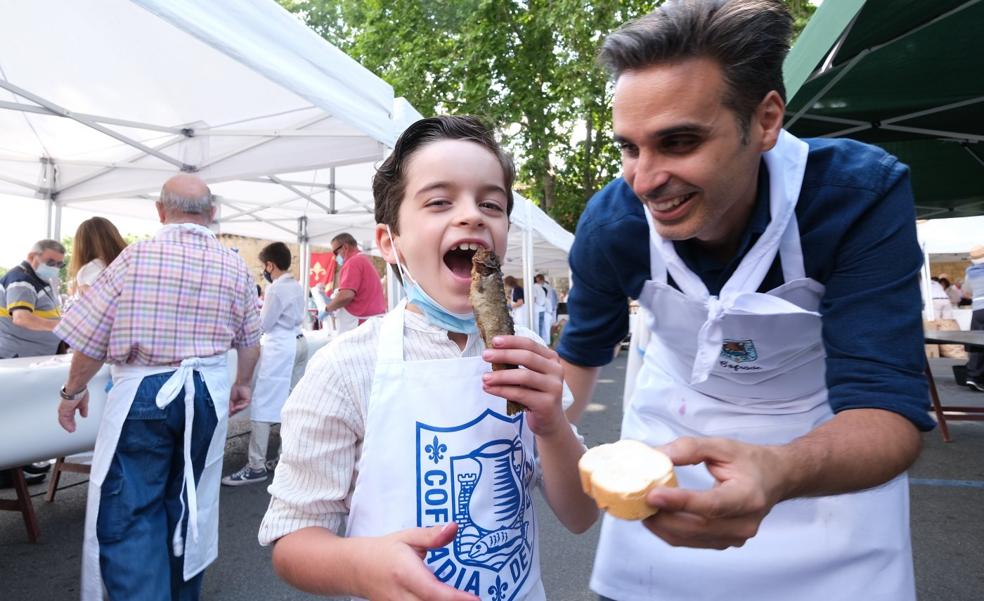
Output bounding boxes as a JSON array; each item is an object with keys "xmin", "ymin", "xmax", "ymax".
[{"xmin": 375, "ymin": 223, "xmax": 398, "ymax": 265}]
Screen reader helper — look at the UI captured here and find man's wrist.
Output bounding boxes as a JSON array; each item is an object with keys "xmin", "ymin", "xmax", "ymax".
[{"xmin": 60, "ymin": 384, "xmax": 88, "ymax": 401}]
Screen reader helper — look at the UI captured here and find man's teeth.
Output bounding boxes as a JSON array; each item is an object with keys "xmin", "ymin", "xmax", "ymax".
[
  {"xmin": 652, "ymin": 194, "xmax": 691, "ymax": 211},
  {"xmin": 452, "ymin": 242, "xmax": 484, "ymax": 251}
]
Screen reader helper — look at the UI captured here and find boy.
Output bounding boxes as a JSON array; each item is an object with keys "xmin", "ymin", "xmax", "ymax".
[{"xmin": 259, "ymin": 116, "xmax": 597, "ymax": 600}]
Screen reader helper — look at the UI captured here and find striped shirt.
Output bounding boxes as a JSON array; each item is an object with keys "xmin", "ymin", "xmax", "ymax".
[
  {"xmin": 0, "ymin": 261, "xmax": 62, "ymax": 357},
  {"xmin": 258, "ymin": 310, "xmax": 576, "ymax": 545},
  {"xmin": 55, "ymin": 224, "xmax": 261, "ymax": 365}
]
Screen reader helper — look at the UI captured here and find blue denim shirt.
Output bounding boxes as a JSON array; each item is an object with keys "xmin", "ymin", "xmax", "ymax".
[{"xmin": 557, "ymin": 136, "xmax": 934, "ymax": 430}]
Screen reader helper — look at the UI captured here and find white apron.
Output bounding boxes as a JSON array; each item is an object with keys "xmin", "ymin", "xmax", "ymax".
[
  {"xmin": 334, "ymin": 307, "xmax": 360, "ymax": 333},
  {"xmin": 250, "ymin": 329, "xmax": 298, "ymax": 423},
  {"xmin": 591, "ymin": 131, "xmax": 914, "ymax": 601},
  {"xmin": 346, "ymin": 303, "xmax": 545, "ymax": 601},
  {"xmin": 81, "ymin": 355, "xmax": 230, "ymax": 601}
]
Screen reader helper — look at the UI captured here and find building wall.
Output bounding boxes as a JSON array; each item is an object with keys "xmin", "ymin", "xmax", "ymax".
[
  {"xmin": 931, "ymin": 261, "xmax": 972, "ymax": 284},
  {"xmin": 217, "ymin": 233, "xmax": 388, "ymax": 290}
]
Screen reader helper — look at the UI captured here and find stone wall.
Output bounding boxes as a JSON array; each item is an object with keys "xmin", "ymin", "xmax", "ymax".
[
  {"xmin": 931, "ymin": 260, "xmax": 972, "ymax": 284},
  {"xmin": 217, "ymin": 233, "xmax": 387, "ymax": 289}
]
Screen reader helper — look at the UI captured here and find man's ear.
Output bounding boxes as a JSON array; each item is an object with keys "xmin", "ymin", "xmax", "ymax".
[
  {"xmin": 156, "ymin": 201, "xmax": 166, "ymax": 224},
  {"xmin": 755, "ymin": 90, "xmax": 785, "ymax": 153},
  {"xmin": 375, "ymin": 224, "xmax": 398, "ymax": 266}
]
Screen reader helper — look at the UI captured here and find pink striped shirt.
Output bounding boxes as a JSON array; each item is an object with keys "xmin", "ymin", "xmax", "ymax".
[{"xmin": 55, "ymin": 224, "xmax": 261, "ymax": 366}]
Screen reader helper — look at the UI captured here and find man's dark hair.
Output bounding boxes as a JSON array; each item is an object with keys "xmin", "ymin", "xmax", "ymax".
[
  {"xmin": 599, "ymin": 0, "xmax": 793, "ymax": 141},
  {"xmin": 259, "ymin": 241, "xmax": 292, "ymax": 271},
  {"xmin": 331, "ymin": 233, "xmax": 358, "ymax": 250},
  {"xmin": 373, "ymin": 115, "xmax": 515, "ymax": 233}
]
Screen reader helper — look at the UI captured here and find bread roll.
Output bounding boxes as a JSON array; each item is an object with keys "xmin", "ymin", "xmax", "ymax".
[{"xmin": 578, "ymin": 439, "xmax": 677, "ymax": 520}]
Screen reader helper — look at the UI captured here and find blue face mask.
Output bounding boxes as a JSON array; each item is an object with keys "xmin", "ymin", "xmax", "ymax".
[
  {"xmin": 336, "ymin": 254, "xmax": 344, "ymax": 267},
  {"xmin": 387, "ymin": 226, "xmax": 477, "ymax": 334},
  {"xmin": 35, "ymin": 263, "xmax": 60, "ymax": 281}
]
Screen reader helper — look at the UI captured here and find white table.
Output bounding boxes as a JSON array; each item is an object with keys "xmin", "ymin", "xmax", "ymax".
[{"xmin": 0, "ymin": 329, "xmax": 335, "ymax": 471}]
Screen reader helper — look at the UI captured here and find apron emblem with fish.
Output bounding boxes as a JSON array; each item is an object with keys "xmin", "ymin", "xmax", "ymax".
[{"xmin": 416, "ymin": 409, "xmax": 536, "ymax": 599}]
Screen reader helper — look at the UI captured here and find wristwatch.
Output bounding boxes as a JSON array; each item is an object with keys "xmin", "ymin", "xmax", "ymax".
[{"xmin": 59, "ymin": 385, "xmax": 88, "ymax": 402}]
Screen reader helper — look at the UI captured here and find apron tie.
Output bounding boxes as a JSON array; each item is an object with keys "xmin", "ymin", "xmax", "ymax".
[
  {"xmin": 154, "ymin": 355, "xmax": 223, "ymax": 557},
  {"xmin": 692, "ymin": 295, "xmax": 728, "ymax": 384}
]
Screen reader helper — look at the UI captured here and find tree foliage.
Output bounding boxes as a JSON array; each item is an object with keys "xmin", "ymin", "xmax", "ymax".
[{"xmin": 282, "ymin": 0, "xmax": 815, "ymax": 231}]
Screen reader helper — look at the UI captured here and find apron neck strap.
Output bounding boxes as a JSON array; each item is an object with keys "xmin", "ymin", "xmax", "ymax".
[{"xmin": 377, "ymin": 301, "xmax": 406, "ymax": 362}]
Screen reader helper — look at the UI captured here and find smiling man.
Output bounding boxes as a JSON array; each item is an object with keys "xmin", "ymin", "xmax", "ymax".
[{"xmin": 556, "ymin": 1, "xmax": 934, "ymax": 600}]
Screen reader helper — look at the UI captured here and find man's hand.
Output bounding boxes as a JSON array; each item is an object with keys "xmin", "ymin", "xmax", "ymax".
[
  {"xmin": 229, "ymin": 384, "xmax": 252, "ymax": 416},
  {"xmin": 57, "ymin": 392, "xmax": 89, "ymax": 433},
  {"xmin": 359, "ymin": 524, "xmax": 479, "ymax": 601},
  {"xmin": 642, "ymin": 437, "xmax": 786, "ymax": 550},
  {"xmin": 481, "ymin": 335, "xmax": 567, "ymax": 437}
]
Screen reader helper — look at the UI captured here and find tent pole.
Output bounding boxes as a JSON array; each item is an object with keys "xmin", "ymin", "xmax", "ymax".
[
  {"xmin": 919, "ymin": 240, "xmax": 935, "ymax": 323},
  {"xmin": 298, "ymin": 216, "xmax": 310, "ymax": 293},
  {"xmin": 522, "ymin": 198, "xmax": 536, "ymax": 331},
  {"xmin": 330, "ymin": 168, "xmax": 336, "ymax": 214},
  {"xmin": 51, "ymin": 202, "xmax": 62, "ymax": 240}
]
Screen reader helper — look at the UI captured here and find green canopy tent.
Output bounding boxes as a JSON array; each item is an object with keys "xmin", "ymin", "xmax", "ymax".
[{"xmin": 783, "ymin": 0, "xmax": 984, "ymax": 218}]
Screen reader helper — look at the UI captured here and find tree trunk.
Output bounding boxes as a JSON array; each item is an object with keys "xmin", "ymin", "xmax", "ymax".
[{"xmin": 542, "ymin": 156, "xmax": 556, "ymax": 212}]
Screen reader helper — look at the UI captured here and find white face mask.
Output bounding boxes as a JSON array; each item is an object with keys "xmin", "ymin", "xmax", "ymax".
[{"xmin": 35, "ymin": 263, "xmax": 60, "ymax": 282}]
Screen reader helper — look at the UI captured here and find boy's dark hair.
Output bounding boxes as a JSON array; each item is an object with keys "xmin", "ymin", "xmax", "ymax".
[
  {"xmin": 373, "ymin": 115, "xmax": 516, "ymax": 233},
  {"xmin": 259, "ymin": 241, "xmax": 292, "ymax": 271},
  {"xmin": 599, "ymin": 0, "xmax": 792, "ymax": 141}
]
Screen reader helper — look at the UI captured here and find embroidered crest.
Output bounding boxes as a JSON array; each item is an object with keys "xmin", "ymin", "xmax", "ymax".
[
  {"xmin": 416, "ymin": 410, "xmax": 535, "ymax": 600},
  {"xmin": 720, "ymin": 339, "xmax": 758, "ymax": 363}
]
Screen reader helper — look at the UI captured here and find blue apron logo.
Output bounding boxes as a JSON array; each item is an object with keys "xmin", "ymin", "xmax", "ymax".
[
  {"xmin": 720, "ymin": 339, "xmax": 758, "ymax": 363},
  {"xmin": 416, "ymin": 410, "xmax": 535, "ymax": 600}
]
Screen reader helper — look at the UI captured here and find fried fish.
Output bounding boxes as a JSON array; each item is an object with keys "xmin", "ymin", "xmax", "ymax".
[{"xmin": 470, "ymin": 248, "xmax": 523, "ymax": 415}]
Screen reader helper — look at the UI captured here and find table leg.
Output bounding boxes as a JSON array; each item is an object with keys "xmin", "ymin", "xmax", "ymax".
[
  {"xmin": 0, "ymin": 468, "xmax": 40, "ymax": 542},
  {"xmin": 925, "ymin": 359, "xmax": 952, "ymax": 442}
]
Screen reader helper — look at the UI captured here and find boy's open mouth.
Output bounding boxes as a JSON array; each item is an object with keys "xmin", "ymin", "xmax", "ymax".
[{"xmin": 443, "ymin": 242, "xmax": 486, "ymax": 279}]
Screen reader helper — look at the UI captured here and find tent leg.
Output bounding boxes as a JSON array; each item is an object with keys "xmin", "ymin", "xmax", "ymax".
[
  {"xmin": 44, "ymin": 200, "xmax": 62, "ymax": 240},
  {"xmin": 522, "ymin": 218, "xmax": 535, "ymax": 332},
  {"xmin": 298, "ymin": 216, "xmax": 310, "ymax": 303}
]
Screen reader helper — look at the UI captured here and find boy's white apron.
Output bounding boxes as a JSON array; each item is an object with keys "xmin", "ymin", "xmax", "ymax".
[
  {"xmin": 251, "ymin": 274, "xmax": 301, "ymax": 422},
  {"xmin": 591, "ymin": 131, "xmax": 914, "ymax": 601},
  {"xmin": 81, "ymin": 355, "xmax": 230, "ymax": 601},
  {"xmin": 249, "ymin": 329, "xmax": 297, "ymax": 422},
  {"xmin": 346, "ymin": 302, "xmax": 545, "ymax": 601}
]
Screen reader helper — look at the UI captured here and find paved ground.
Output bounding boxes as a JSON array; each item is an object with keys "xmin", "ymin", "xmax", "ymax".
[{"xmin": 3, "ymin": 355, "xmax": 983, "ymax": 600}]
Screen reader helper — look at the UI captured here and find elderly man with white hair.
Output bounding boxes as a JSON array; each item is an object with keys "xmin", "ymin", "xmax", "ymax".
[{"xmin": 54, "ymin": 174, "xmax": 262, "ymax": 601}]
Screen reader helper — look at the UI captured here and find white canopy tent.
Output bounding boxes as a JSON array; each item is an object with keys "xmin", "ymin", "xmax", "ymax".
[
  {"xmin": 0, "ymin": 0, "xmax": 573, "ymax": 310},
  {"xmin": 916, "ymin": 216, "xmax": 984, "ymax": 323}
]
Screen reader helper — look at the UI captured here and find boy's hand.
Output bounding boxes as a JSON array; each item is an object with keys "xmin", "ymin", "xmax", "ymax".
[
  {"xmin": 481, "ymin": 335, "xmax": 567, "ymax": 437},
  {"xmin": 360, "ymin": 524, "xmax": 479, "ymax": 601}
]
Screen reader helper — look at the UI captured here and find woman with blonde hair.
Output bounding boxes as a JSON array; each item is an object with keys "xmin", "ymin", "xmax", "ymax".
[{"xmin": 69, "ymin": 216, "xmax": 127, "ymax": 296}]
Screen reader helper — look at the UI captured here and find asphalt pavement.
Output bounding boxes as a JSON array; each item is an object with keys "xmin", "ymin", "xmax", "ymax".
[{"xmin": 2, "ymin": 355, "xmax": 982, "ymax": 600}]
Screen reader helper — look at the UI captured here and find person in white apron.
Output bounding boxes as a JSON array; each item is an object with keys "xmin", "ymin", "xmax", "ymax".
[
  {"xmin": 224, "ymin": 242, "xmax": 306, "ymax": 486},
  {"xmin": 257, "ymin": 115, "xmax": 596, "ymax": 600},
  {"xmin": 554, "ymin": 5, "xmax": 933, "ymax": 600},
  {"xmin": 592, "ymin": 130, "xmax": 915, "ymax": 601},
  {"xmin": 54, "ymin": 174, "xmax": 263, "ymax": 601},
  {"xmin": 505, "ymin": 276, "xmax": 529, "ymax": 330}
]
